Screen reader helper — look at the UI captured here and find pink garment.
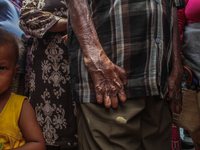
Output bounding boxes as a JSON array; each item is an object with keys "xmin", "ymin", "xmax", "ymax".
[
  {"xmin": 171, "ymin": 124, "xmax": 181, "ymax": 150},
  {"xmin": 178, "ymin": 0, "xmax": 200, "ymax": 53}
]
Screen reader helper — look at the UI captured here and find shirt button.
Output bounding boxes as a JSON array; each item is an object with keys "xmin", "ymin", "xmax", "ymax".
[
  {"xmin": 156, "ymin": 38, "xmax": 160, "ymax": 44},
  {"xmin": 155, "ymin": 0, "xmax": 159, "ymax": 3}
]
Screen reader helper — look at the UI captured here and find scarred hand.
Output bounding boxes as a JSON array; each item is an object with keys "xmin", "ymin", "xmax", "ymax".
[
  {"xmin": 84, "ymin": 54, "xmax": 127, "ymax": 108},
  {"xmin": 166, "ymin": 65, "xmax": 183, "ymax": 114},
  {"xmin": 64, "ymin": 0, "xmax": 127, "ymax": 108}
]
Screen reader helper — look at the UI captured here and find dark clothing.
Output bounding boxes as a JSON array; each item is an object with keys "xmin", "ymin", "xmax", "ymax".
[{"xmin": 20, "ymin": 0, "xmax": 78, "ymax": 148}]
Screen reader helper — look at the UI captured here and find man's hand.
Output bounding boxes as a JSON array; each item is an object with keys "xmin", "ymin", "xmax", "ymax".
[
  {"xmin": 84, "ymin": 53, "xmax": 127, "ymax": 108},
  {"xmin": 167, "ymin": 66, "xmax": 183, "ymax": 114},
  {"xmin": 65, "ymin": 0, "xmax": 127, "ymax": 108}
]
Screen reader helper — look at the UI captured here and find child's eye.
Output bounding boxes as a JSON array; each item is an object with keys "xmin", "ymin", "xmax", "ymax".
[{"xmin": 0, "ymin": 67, "xmax": 7, "ymax": 70}]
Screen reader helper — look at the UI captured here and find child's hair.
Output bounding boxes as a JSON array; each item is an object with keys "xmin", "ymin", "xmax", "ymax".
[{"xmin": 0, "ymin": 27, "xmax": 19, "ymax": 65}]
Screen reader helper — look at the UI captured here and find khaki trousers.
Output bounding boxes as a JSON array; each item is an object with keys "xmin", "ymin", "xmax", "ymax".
[{"xmin": 76, "ymin": 96, "xmax": 172, "ymax": 150}]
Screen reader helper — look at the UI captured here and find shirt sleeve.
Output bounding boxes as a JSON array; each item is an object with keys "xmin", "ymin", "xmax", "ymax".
[
  {"xmin": 19, "ymin": 0, "xmax": 61, "ymax": 39},
  {"xmin": 173, "ymin": 0, "xmax": 186, "ymax": 10}
]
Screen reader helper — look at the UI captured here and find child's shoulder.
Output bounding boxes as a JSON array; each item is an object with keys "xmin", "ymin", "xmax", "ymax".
[
  {"xmin": 8, "ymin": 93, "xmax": 28, "ymax": 112},
  {"xmin": 10, "ymin": 93, "xmax": 28, "ymax": 102},
  {"xmin": 1, "ymin": 93, "xmax": 29, "ymax": 127}
]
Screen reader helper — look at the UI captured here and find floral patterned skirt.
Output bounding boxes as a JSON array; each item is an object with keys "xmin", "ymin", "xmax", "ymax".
[{"xmin": 25, "ymin": 34, "xmax": 78, "ymax": 148}]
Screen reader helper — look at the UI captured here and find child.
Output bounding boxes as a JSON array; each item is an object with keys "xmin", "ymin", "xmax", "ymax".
[{"xmin": 0, "ymin": 28, "xmax": 46, "ymax": 150}]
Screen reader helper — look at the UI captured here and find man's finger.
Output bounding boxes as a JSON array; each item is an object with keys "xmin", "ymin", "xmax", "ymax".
[
  {"xmin": 96, "ymin": 93, "xmax": 103, "ymax": 104},
  {"xmin": 111, "ymin": 96, "xmax": 118, "ymax": 108},
  {"xmin": 118, "ymin": 90, "xmax": 126, "ymax": 102},
  {"xmin": 104, "ymin": 95, "xmax": 111, "ymax": 108}
]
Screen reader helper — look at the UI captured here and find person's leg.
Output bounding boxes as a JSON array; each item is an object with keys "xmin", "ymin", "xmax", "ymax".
[
  {"xmin": 76, "ymin": 103, "xmax": 100, "ymax": 150},
  {"xmin": 141, "ymin": 96, "xmax": 172, "ymax": 150},
  {"xmin": 76, "ymin": 96, "xmax": 172, "ymax": 150},
  {"xmin": 76, "ymin": 97, "xmax": 146, "ymax": 150}
]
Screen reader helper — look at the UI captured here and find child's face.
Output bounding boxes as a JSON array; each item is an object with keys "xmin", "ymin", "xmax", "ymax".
[{"xmin": 0, "ymin": 45, "xmax": 19, "ymax": 95}]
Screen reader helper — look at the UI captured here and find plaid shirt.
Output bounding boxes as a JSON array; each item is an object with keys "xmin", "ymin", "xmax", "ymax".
[{"xmin": 68, "ymin": 0, "xmax": 185, "ymax": 103}]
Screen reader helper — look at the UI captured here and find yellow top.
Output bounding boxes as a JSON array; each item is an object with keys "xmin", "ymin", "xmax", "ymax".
[{"xmin": 0, "ymin": 93, "xmax": 26, "ymax": 149}]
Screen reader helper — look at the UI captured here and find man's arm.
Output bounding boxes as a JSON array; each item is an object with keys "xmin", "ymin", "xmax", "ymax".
[
  {"xmin": 66, "ymin": 0, "xmax": 127, "ymax": 108},
  {"xmin": 167, "ymin": 7, "xmax": 183, "ymax": 114}
]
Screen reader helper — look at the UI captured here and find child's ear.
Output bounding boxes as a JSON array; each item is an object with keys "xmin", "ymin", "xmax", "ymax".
[{"xmin": 14, "ymin": 65, "xmax": 20, "ymax": 77}]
